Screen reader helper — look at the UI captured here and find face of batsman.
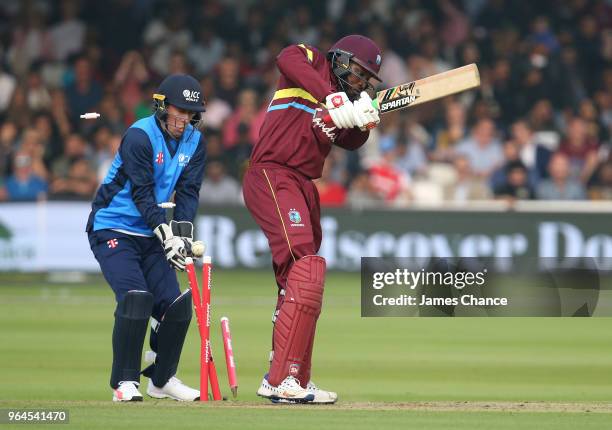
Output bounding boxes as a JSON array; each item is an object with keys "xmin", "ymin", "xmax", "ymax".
[{"xmin": 345, "ymin": 62, "xmax": 375, "ymax": 99}]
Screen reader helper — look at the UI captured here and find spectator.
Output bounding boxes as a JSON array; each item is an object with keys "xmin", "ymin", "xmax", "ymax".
[
  {"xmin": 143, "ymin": 9, "xmax": 192, "ymax": 76},
  {"xmin": 96, "ymin": 133, "xmax": 121, "ymax": 183},
  {"xmin": 49, "ymin": 157, "xmax": 97, "ymax": 200},
  {"xmin": 367, "ymin": 139, "xmax": 412, "ymax": 206},
  {"xmin": 447, "ymin": 155, "xmax": 492, "ymax": 201},
  {"xmin": 199, "ymin": 76, "xmax": 232, "ymax": 131},
  {"xmin": 6, "ymin": 86, "xmax": 31, "ymax": 130},
  {"xmin": 5, "ymin": 152, "xmax": 48, "ymax": 201},
  {"xmin": 113, "ymin": 51, "xmax": 150, "ymax": 119},
  {"xmin": 288, "ymin": 6, "xmax": 319, "ymax": 46},
  {"xmin": 430, "ymin": 101, "xmax": 468, "ymax": 163},
  {"xmin": 18, "ymin": 128, "xmax": 48, "ymax": 180},
  {"xmin": 588, "ymin": 161, "xmax": 612, "ymax": 200},
  {"xmin": 558, "ymin": 117, "xmax": 599, "ymax": 182},
  {"xmin": 48, "ymin": 0, "xmax": 85, "ymax": 62},
  {"xmin": 49, "ymin": 88, "xmax": 72, "ymax": 138},
  {"xmin": 50, "ymin": 133, "xmax": 91, "ymax": 180},
  {"xmin": 316, "ymin": 159, "xmax": 347, "ymax": 207},
  {"xmin": 493, "ymin": 161, "xmax": 535, "ymax": 201},
  {"xmin": 455, "ymin": 118, "xmax": 504, "ymax": 178},
  {"xmin": 490, "ymin": 140, "xmax": 523, "ymax": 191},
  {"xmin": 91, "ymin": 124, "xmax": 113, "ymax": 164},
  {"xmin": 31, "ymin": 113, "xmax": 57, "ymax": 163},
  {"xmin": 227, "ymin": 123, "xmax": 254, "ymax": 180},
  {"xmin": 511, "ymin": 119, "xmax": 552, "ymax": 181},
  {"xmin": 347, "ymin": 171, "xmax": 382, "ymax": 210},
  {"xmin": 199, "ymin": 161, "xmax": 241, "ymax": 206},
  {"xmin": 214, "ymin": 57, "xmax": 241, "ymax": 106},
  {"xmin": 222, "ymin": 89, "xmax": 263, "ymax": 148},
  {"xmin": 7, "ymin": 6, "xmax": 52, "ymax": 75},
  {"xmin": 395, "ymin": 138, "xmax": 427, "ymax": 178},
  {"xmin": 536, "ymin": 153, "xmax": 587, "ymax": 200},
  {"xmin": 0, "ymin": 65, "xmax": 17, "ymax": 114},
  {"xmin": 64, "ymin": 56, "xmax": 104, "ymax": 124},
  {"xmin": 188, "ymin": 26, "xmax": 226, "ymax": 76},
  {"xmin": 0, "ymin": 121, "xmax": 18, "ymax": 177},
  {"xmin": 528, "ymin": 99, "xmax": 560, "ymax": 148}
]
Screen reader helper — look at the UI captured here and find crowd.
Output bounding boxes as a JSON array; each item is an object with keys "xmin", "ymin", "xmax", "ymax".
[{"xmin": 0, "ymin": 0, "xmax": 610, "ymax": 207}]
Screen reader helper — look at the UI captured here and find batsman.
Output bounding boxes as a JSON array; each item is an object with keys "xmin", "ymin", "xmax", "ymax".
[
  {"xmin": 86, "ymin": 74, "xmax": 207, "ymax": 402},
  {"xmin": 244, "ymin": 35, "xmax": 382, "ymax": 403}
]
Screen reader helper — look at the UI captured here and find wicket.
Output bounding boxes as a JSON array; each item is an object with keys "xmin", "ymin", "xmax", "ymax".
[
  {"xmin": 185, "ymin": 256, "xmax": 222, "ymax": 401},
  {"xmin": 221, "ymin": 317, "xmax": 238, "ymax": 398}
]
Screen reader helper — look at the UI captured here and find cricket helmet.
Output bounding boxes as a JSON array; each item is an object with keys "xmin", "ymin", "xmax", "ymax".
[
  {"xmin": 153, "ymin": 74, "xmax": 205, "ymax": 128},
  {"xmin": 328, "ymin": 35, "xmax": 382, "ymax": 82}
]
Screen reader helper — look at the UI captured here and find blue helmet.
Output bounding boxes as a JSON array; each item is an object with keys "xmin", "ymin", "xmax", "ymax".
[{"xmin": 153, "ymin": 74, "xmax": 205, "ymax": 126}]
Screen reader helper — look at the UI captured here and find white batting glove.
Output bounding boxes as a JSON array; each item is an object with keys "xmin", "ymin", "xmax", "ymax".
[
  {"xmin": 353, "ymin": 91, "xmax": 380, "ymax": 131},
  {"xmin": 153, "ymin": 223, "xmax": 186, "ymax": 271},
  {"xmin": 325, "ymin": 92, "xmax": 358, "ymax": 129}
]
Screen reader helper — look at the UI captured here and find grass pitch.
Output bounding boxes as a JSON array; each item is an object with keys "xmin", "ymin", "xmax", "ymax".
[{"xmin": 1, "ymin": 270, "xmax": 611, "ymax": 429}]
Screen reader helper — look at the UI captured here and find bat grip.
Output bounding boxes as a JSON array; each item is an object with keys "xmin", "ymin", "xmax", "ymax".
[{"xmin": 322, "ymin": 99, "xmax": 379, "ymax": 125}]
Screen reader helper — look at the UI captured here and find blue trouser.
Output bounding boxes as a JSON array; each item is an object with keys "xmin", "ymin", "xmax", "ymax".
[{"xmin": 88, "ymin": 229, "xmax": 181, "ymax": 320}]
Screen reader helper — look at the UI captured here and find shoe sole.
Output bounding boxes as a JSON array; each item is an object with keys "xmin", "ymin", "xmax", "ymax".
[
  {"xmin": 271, "ymin": 396, "xmax": 336, "ymax": 404},
  {"xmin": 147, "ymin": 392, "xmax": 199, "ymax": 401},
  {"xmin": 113, "ymin": 395, "xmax": 143, "ymax": 402},
  {"xmin": 257, "ymin": 392, "xmax": 315, "ymax": 404}
]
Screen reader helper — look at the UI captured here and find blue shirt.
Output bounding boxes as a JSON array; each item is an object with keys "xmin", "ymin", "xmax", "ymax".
[
  {"xmin": 87, "ymin": 115, "xmax": 206, "ymax": 236},
  {"xmin": 6, "ymin": 175, "xmax": 48, "ymax": 201}
]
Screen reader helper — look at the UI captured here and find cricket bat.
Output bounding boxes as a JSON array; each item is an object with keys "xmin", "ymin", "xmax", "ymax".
[
  {"xmin": 373, "ymin": 63, "xmax": 480, "ymax": 114},
  {"xmin": 324, "ymin": 64, "xmax": 480, "ymax": 122}
]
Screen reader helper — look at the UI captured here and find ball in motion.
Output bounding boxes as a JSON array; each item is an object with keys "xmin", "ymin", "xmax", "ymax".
[{"xmin": 191, "ymin": 241, "xmax": 205, "ymax": 257}]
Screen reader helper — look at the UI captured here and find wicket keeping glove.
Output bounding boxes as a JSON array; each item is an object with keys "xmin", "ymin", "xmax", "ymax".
[
  {"xmin": 154, "ymin": 223, "xmax": 186, "ymax": 271},
  {"xmin": 170, "ymin": 220, "xmax": 206, "ymax": 257},
  {"xmin": 325, "ymin": 92, "xmax": 358, "ymax": 129},
  {"xmin": 353, "ymin": 91, "xmax": 380, "ymax": 131}
]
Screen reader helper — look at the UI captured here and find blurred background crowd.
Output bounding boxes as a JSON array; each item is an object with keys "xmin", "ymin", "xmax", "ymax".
[{"xmin": 0, "ymin": 0, "xmax": 610, "ymax": 208}]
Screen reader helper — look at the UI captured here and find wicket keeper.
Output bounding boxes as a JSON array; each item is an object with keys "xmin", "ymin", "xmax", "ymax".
[
  {"xmin": 243, "ymin": 35, "xmax": 382, "ymax": 403},
  {"xmin": 86, "ymin": 74, "xmax": 207, "ymax": 402}
]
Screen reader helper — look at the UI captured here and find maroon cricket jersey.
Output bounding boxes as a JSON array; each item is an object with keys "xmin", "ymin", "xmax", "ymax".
[{"xmin": 250, "ymin": 44, "xmax": 370, "ymax": 179}]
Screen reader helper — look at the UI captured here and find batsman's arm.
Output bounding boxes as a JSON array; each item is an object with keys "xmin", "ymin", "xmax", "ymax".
[
  {"xmin": 173, "ymin": 133, "xmax": 206, "ymax": 223},
  {"xmin": 120, "ymin": 129, "xmax": 166, "ymax": 230},
  {"xmin": 276, "ymin": 44, "xmax": 334, "ymax": 102},
  {"xmin": 333, "ymin": 128, "xmax": 370, "ymax": 151}
]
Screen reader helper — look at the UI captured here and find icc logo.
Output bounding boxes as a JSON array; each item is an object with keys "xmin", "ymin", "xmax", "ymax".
[
  {"xmin": 178, "ymin": 153, "xmax": 191, "ymax": 167},
  {"xmin": 182, "ymin": 89, "xmax": 200, "ymax": 102}
]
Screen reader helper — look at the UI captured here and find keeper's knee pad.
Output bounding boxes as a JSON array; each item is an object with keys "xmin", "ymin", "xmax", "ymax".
[
  {"xmin": 143, "ymin": 290, "xmax": 192, "ymax": 387},
  {"xmin": 110, "ymin": 290, "xmax": 154, "ymax": 388}
]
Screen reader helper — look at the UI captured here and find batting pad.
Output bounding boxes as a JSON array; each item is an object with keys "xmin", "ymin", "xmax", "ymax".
[{"xmin": 268, "ymin": 256, "xmax": 326, "ymax": 387}]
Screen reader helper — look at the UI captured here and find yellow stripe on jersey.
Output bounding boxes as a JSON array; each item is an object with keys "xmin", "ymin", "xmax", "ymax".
[
  {"xmin": 272, "ymin": 88, "xmax": 318, "ymax": 104},
  {"xmin": 298, "ymin": 43, "xmax": 313, "ymax": 62}
]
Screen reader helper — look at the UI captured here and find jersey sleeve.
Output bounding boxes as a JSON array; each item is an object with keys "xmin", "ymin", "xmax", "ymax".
[
  {"xmin": 119, "ymin": 128, "xmax": 166, "ymax": 229},
  {"xmin": 333, "ymin": 128, "xmax": 370, "ymax": 151},
  {"xmin": 173, "ymin": 133, "xmax": 207, "ymax": 223},
  {"xmin": 276, "ymin": 44, "xmax": 335, "ymax": 102}
]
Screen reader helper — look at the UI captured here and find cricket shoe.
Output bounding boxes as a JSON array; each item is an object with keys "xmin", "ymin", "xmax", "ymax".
[
  {"xmin": 147, "ymin": 376, "xmax": 200, "ymax": 401},
  {"xmin": 256, "ymin": 375, "xmax": 314, "ymax": 403},
  {"xmin": 306, "ymin": 381, "xmax": 338, "ymax": 404},
  {"xmin": 113, "ymin": 381, "xmax": 143, "ymax": 402}
]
